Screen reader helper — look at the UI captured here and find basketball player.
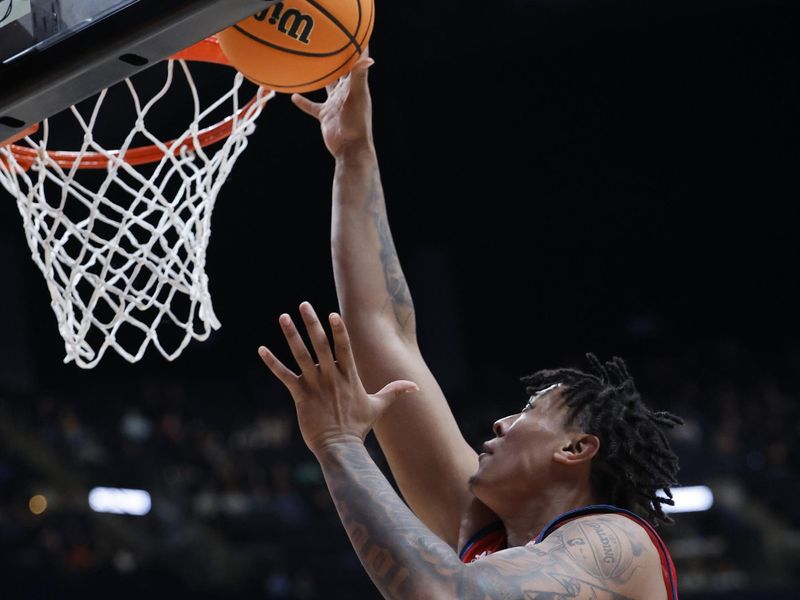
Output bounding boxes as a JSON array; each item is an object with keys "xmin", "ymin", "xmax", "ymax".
[{"xmin": 257, "ymin": 53, "xmax": 684, "ymax": 599}]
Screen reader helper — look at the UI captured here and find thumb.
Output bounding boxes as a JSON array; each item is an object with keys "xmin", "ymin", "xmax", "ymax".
[
  {"xmin": 291, "ymin": 93, "xmax": 322, "ymax": 119},
  {"xmin": 371, "ymin": 380, "xmax": 419, "ymax": 410}
]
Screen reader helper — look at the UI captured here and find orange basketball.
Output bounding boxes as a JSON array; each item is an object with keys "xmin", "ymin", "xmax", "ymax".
[{"xmin": 216, "ymin": 0, "xmax": 374, "ymax": 94}]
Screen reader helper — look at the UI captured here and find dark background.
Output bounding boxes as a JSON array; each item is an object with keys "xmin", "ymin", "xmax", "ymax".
[{"xmin": 0, "ymin": 0, "xmax": 798, "ymax": 598}]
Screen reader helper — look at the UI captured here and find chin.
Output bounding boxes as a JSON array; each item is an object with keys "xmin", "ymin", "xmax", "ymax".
[{"xmin": 468, "ymin": 472, "xmax": 489, "ymax": 497}]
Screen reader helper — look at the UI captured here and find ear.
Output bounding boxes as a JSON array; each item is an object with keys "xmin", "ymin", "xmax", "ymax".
[{"xmin": 553, "ymin": 433, "xmax": 600, "ymax": 465}]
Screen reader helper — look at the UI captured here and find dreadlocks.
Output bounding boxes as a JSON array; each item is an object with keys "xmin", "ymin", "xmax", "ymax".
[{"xmin": 521, "ymin": 353, "xmax": 684, "ymax": 527}]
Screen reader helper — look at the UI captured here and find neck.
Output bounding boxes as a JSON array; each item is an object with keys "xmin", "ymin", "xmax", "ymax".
[{"xmin": 498, "ymin": 484, "xmax": 599, "ymax": 548}]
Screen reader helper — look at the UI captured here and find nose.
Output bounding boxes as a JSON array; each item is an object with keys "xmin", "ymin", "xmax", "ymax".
[{"xmin": 492, "ymin": 413, "xmax": 517, "ymax": 437}]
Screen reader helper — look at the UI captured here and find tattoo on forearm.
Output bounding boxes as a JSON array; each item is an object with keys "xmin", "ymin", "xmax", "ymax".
[
  {"xmin": 321, "ymin": 443, "xmax": 644, "ymax": 600},
  {"xmin": 366, "ymin": 166, "xmax": 416, "ymax": 336},
  {"xmin": 322, "ymin": 442, "xmax": 459, "ymax": 598}
]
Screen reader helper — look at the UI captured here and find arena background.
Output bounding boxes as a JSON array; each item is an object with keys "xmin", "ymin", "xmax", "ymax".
[{"xmin": 0, "ymin": 0, "xmax": 798, "ymax": 598}]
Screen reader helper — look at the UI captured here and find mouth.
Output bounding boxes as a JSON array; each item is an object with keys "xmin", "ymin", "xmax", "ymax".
[{"xmin": 481, "ymin": 442, "xmax": 494, "ymax": 456}]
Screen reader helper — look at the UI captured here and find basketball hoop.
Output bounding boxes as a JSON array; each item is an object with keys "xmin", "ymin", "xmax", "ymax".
[{"xmin": 0, "ymin": 36, "xmax": 274, "ymax": 368}]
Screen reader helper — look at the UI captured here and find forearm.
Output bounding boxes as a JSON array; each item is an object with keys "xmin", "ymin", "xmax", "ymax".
[
  {"xmin": 316, "ymin": 440, "xmax": 465, "ymax": 600},
  {"xmin": 330, "ymin": 146, "xmax": 478, "ymax": 548},
  {"xmin": 331, "ymin": 146, "xmax": 416, "ymax": 345}
]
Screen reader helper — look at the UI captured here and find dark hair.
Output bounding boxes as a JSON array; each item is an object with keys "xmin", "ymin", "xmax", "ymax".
[{"xmin": 521, "ymin": 353, "xmax": 684, "ymax": 527}]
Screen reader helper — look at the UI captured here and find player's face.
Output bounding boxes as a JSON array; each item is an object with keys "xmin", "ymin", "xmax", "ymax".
[{"xmin": 469, "ymin": 383, "xmax": 571, "ymax": 504}]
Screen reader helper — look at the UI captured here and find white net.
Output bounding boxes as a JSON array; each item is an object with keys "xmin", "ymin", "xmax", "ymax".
[{"xmin": 0, "ymin": 57, "xmax": 274, "ymax": 368}]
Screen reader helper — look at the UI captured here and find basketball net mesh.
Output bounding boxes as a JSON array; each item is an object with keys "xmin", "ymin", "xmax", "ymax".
[{"xmin": 0, "ymin": 59, "xmax": 274, "ymax": 368}]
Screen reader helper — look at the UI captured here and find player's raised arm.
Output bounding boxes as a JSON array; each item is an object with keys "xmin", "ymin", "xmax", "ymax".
[{"xmin": 291, "ymin": 53, "xmax": 480, "ymax": 548}]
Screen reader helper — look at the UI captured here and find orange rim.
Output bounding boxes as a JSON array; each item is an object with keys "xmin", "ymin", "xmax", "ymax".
[
  {"xmin": 0, "ymin": 124, "xmax": 40, "ymax": 171},
  {"xmin": 4, "ymin": 37, "xmax": 263, "ymax": 171},
  {"xmin": 0, "ymin": 123, "xmax": 40, "ymax": 148}
]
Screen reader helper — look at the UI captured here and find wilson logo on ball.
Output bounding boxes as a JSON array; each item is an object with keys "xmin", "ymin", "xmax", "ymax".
[
  {"xmin": 217, "ymin": 0, "xmax": 374, "ymax": 94},
  {"xmin": 254, "ymin": 3, "xmax": 314, "ymax": 44}
]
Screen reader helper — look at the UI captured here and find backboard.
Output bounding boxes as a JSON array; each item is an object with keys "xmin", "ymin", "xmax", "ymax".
[{"xmin": 0, "ymin": 0, "xmax": 277, "ymax": 143}]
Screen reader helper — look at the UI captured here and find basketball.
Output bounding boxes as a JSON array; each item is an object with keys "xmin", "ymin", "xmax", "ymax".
[{"xmin": 216, "ymin": 0, "xmax": 375, "ymax": 94}]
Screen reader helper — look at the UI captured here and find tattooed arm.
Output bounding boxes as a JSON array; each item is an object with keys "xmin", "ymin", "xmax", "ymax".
[
  {"xmin": 318, "ymin": 439, "xmax": 656, "ymax": 600},
  {"xmin": 292, "ymin": 53, "xmax": 479, "ymax": 548}
]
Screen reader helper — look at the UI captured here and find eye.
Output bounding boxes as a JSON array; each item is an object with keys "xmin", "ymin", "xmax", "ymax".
[{"xmin": 522, "ymin": 396, "xmax": 536, "ymax": 412}]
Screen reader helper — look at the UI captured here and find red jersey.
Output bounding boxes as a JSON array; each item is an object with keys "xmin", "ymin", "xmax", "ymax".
[{"xmin": 458, "ymin": 504, "xmax": 679, "ymax": 599}]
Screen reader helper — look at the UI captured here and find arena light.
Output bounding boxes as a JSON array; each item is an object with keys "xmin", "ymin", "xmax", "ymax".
[
  {"xmin": 29, "ymin": 494, "xmax": 48, "ymax": 515},
  {"xmin": 88, "ymin": 487, "xmax": 151, "ymax": 516},
  {"xmin": 660, "ymin": 485, "xmax": 714, "ymax": 513}
]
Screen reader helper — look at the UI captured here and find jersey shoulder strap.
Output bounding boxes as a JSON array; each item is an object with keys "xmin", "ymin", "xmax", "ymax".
[{"xmin": 458, "ymin": 521, "xmax": 506, "ymax": 563}]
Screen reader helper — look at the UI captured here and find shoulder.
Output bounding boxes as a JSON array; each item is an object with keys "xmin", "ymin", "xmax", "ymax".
[
  {"xmin": 534, "ymin": 512, "xmax": 660, "ymax": 577},
  {"xmin": 462, "ymin": 513, "xmax": 667, "ymax": 600},
  {"xmin": 529, "ymin": 513, "xmax": 668, "ymax": 598}
]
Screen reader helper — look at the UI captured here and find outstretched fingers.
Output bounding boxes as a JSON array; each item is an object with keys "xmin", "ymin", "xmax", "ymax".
[
  {"xmin": 258, "ymin": 345, "xmax": 300, "ymax": 392},
  {"xmin": 328, "ymin": 312, "xmax": 357, "ymax": 376},
  {"xmin": 299, "ymin": 302, "xmax": 336, "ymax": 373},
  {"xmin": 261, "ymin": 305, "xmax": 362, "ymax": 392},
  {"xmin": 278, "ymin": 313, "xmax": 318, "ymax": 378},
  {"xmin": 292, "ymin": 49, "xmax": 372, "ymax": 118},
  {"xmin": 351, "ymin": 50, "xmax": 373, "ymax": 77},
  {"xmin": 290, "ymin": 93, "xmax": 323, "ymax": 119}
]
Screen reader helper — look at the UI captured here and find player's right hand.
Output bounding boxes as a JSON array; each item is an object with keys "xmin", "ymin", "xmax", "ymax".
[{"xmin": 290, "ymin": 48, "xmax": 374, "ymax": 158}]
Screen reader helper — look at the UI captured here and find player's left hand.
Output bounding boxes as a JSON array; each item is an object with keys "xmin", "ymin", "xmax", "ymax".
[{"xmin": 258, "ymin": 301, "xmax": 418, "ymax": 455}]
